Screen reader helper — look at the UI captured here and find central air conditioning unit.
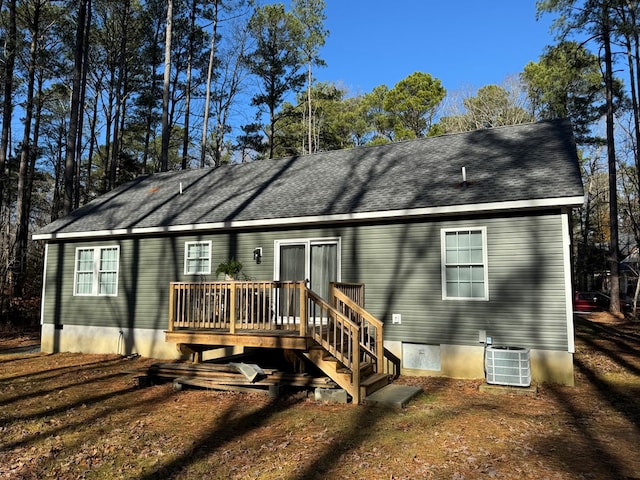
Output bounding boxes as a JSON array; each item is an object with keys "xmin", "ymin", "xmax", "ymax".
[{"xmin": 485, "ymin": 346, "xmax": 531, "ymax": 387}]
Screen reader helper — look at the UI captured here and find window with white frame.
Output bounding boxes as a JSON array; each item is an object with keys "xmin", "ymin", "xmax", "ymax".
[
  {"xmin": 184, "ymin": 241, "xmax": 212, "ymax": 275},
  {"xmin": 74, "ymin": 246, "xmax": 120, "ymax": 296},
  {"xmin": 441, "ymin": 228, "xmax": 488, "ymax": 300}
]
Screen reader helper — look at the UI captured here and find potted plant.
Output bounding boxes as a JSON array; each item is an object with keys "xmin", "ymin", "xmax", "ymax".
[{"xmin": 215, "ymin": 258, "xmax": 243, "ymax": 280}]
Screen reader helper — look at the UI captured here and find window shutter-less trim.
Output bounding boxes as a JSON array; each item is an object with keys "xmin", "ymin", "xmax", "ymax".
[
  {"xmin": 184, "ymin": 241, "xmax": 212, "ymax": 275},
  {"xmin": 74, "ymin": 246, "xmax": 120, "ymax": 297},
  {"xmin": 441, "ymin": 228, "xmax": 488, "ymax": 301}
]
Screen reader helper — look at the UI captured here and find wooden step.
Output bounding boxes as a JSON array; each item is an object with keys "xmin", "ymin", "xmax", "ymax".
[
  {"xmin": 336, "ymin": 360, "xmax": 372, "ymax": 376},
  {"xmin": 359, "ymin": 372, "xmax": 389, "ymax": 398}
]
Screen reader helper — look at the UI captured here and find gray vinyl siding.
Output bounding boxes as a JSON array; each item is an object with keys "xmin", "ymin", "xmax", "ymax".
[
  {"xmin": 42, "ymin": 211, "xmax": 570, "ymax": 352},
  {"xmin": 346, "ymin": 214, "xmax": 570, "ymax": 351}
]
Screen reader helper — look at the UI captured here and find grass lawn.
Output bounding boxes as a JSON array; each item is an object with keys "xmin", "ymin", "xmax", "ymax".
[{"xmin": 1, "ymin": 313, "xmax": 639, "ymax": 479}]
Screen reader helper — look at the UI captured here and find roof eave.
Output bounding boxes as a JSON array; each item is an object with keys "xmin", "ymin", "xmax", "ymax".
[{"xmin": 32, "ymin": 195, "xmax": 585, "ymax": 241}]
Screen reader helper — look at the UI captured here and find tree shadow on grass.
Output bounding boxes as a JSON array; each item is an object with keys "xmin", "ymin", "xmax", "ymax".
[
  {"xmin": 133, "ymin": 393, "xmax": 402, "ymax": 480},
  {"xmin": 136, "ymin": 394, "xmax": 306, "ymax": 480},
  {"xmin": 0, "ymin": 354, "xmax": 127, "ymax": 382},
  {"xmin": 0, "ymin": 356, "xmax": 133, "ymax": 407},
  {"xmin": 536, "ymin": 315, "xmax": 640, "ymax": 479}
]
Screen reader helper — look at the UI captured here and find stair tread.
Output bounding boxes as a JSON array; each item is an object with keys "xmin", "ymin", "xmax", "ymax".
[{"xmin": 360, "ymin": 372, "xmax": 389, "ymax": 387}]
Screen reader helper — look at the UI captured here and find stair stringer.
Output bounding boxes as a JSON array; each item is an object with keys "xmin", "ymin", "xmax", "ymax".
[{"xmin": 302, "ymin": 346, "xmax": 360, "ymax": 403}]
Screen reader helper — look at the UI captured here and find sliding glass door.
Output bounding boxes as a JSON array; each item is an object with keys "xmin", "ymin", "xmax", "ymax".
[
  {"xmin": 309, "ymin": 243, "xmax": 337, "ymax": 300},
  {"xmin": 275, "ymin": 238, "xmax": 340, "ymax": 321}
]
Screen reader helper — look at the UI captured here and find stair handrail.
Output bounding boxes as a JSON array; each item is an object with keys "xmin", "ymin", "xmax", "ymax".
[
  {"xmin": 304, "ymin": 287, "xmax": 361, "ymax": 394},
  {"xmin": 383, "ymin": 347, "xmax": 401, "ymax": 380},
  {"xmin": 331, "ymin": 287, "xmax": 385, "ymax": 376}
]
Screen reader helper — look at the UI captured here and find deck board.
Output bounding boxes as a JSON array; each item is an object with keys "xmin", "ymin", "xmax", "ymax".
[{"xmin": 165, "ymin": 329, "xmax": 313, "ymax": 350}]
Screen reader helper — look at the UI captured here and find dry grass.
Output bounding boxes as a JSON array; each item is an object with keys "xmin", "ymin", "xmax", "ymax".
[{"xmin": 1, "ymin": 313, "xmax": 639, "ymax": 479}]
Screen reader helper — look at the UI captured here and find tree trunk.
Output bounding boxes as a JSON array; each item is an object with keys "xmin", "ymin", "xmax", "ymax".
[
  {"xmin": 603, "ymin": 11, "xmax": 621, "ymax": 314},
  {"xmin": 201, "ymin": 2, "xmax": 219, "ymax": 168},
  {"xmin": 110, "ymin": 0, "xmax": 130, "ymax": 188},
  {"xmin": 22, "ymin": 75, "xmax": 45, "ymax": 297},
  {"xmin": 75, "ymin": 0, "xmax": 92, "ymax": 208},
  {"xmin": 307, "ymin": 63, "xmax": 312, "ymax": 154},
  {"xmin": 620, "ymin": 2, "xmax": 640, "ymax": 316},
  {"xmin": 63, "ymin": 0, "xmax": 89, "ymax": 215},
  {"xmin": 160, "ymin": 0, "xmax": 173, "ymax": 172},
  {"xmin": 85, "ymin": 90, "xmax": 98, "ymax": 203},
  {"xmin": 142, "ymin": 19, "xmax": 163, "ymax": 175},
  {"xmin": 14, "ymin": 0, "xmax": 41, "ymax": 297},
  {"xmin": 51, "ymin": 128, "xmax": 65, "ymax": 221},
  {"xmin": 0, "ymin": 0, "xmax": 16, "ymax": 210},
  {"xmin": 269, "ymin": 106, "xmax": 276, "ymax": 159},
  {"xmin": 182, "ymin": 0, "xmax": 197, "ymax": 170}
]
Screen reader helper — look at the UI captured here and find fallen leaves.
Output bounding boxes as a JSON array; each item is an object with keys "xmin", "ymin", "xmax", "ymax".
[{"xmin": 1, "ymin": 316, "xmax": 639, "ymax": 479}]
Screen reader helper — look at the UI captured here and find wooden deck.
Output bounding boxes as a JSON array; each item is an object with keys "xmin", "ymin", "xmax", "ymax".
[{"xmin": 165, "ymin": 281, "xmax": 394, "ymax": 403}]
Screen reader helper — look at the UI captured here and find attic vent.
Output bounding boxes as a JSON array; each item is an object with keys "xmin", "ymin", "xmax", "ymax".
[{"xmin": 485, "ymin": 346, "xmax": 531, "ymax": 387}]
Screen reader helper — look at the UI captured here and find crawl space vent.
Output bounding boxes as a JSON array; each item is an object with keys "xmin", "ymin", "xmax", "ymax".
[{"xmin": 485, "ymin": 346, "xmax": 531, "ymax": 387}]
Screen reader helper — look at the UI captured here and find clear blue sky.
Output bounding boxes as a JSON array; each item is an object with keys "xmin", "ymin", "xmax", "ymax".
[{"xmin": 314, "ymin": 1, "xmax": 557, "ymax": 95}]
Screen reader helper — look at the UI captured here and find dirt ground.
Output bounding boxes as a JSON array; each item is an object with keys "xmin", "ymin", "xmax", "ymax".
[{"xmin": 1, "ymin": 313, "xmax": 639, "ymax": 480}]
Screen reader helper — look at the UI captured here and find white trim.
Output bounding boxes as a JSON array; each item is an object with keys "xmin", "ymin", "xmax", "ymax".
[
  {"xmin": 40, "ymin": 243, "xmax": 48, "ymax": 326},
  {"xmin": 561, "ymin": 211, "xmax": 575, "ymax": 353},
  {"xmin": 73, "ymin": 246, "xmax": 120, "ymax": 296},
  {"xmin": 441, "ymin": 227, "xmax": 489, "ymax": 301},
  {"xmin": 32, "ymin": 196, "xmax": 585, "ymax": 241},
  {"xmin": 183, "ymin": 240, "xmax": 212, "ymax": 275}
]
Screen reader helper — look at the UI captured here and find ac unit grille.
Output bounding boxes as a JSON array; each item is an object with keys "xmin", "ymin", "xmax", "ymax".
[{"xmin": 485, "ymin": 346, "xmax": 531, "ymax": 387}]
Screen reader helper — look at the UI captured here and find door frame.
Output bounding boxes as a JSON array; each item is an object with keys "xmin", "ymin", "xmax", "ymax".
[
  {"xmin": 273, "ymin": 237, "xmax": 342, "ymax": 325},
  {"xmin": 273, "ymin": 237, "xmax": 342, "ymax": 287}
]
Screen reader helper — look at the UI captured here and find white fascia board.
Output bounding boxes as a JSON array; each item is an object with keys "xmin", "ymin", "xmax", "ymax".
[{"xmin": 32, "ymin": 195, "xmax": 585, "ymax": 241}]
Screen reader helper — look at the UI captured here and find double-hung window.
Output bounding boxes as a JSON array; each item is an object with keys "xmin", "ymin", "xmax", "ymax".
[
  {"xmin": 184, "ymin": 241, "xmax": 212, "ymax": 275},
  {"xmin": 74, "ymin": 246, "xmax": 120, "ymax": 296},
  {"xmin": 441, "ymin": 228, "xmax": 488, "ymax": 300}
]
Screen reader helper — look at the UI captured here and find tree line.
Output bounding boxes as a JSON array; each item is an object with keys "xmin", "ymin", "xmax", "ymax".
[{"xmin": 0, "ymin": 0, "xmax": 638, "ymax": 323}]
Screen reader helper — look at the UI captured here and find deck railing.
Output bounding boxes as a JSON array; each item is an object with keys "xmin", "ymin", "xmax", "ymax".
[
  {"xmin": 330, "ymin": 284, "xmax": 385, "ymax": 376},
  {"xmin": 168, "ymin": 280, "xmax": 390, "ymax": 400},
  {"xmin": 330, "ymin": 282, "xmax": 365, "ymax": 308},
  {"xmin": 169, "ymin": 281, "xmax": 307, "ymax": 335},
  {"xmin": 305, "ymin": 288, "xmax": 360, "ymax": 375},
  {"xmin": 329, "ymin": 282, "xmax": 399, "ymax": 379}
]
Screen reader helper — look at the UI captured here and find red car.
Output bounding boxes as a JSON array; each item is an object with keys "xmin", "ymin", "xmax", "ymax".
[{"xmin": 574, "ymin": 292, "xmax": 631, "ymax": 312}]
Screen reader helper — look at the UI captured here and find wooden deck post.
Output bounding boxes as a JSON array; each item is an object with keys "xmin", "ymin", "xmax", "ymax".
[
  {"xmin": 168, "ymin": 283, "xmax": 176, "ymax": 332},
  {"xmin": 229, "ymin": 284, "xmax": 236, "ymax": 334},
  {"xmin": 299, "ymin": 281, "xmax": 307, "ymax": 336},
  {"xmin": 376, "ymin": 325, "xmax": 384, "ymax": 374},
  {"xmin": 352, "ymin": 332, "xmax": 360, "ymax": 404},
  {"xmin": 329, "ymin": 282, "xmax": 336, "ymax": 308}
]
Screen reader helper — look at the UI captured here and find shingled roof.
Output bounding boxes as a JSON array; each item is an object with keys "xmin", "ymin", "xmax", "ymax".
[{"xmin": 34, "ymin": 119, "xmax": 584, "ymax": 240}]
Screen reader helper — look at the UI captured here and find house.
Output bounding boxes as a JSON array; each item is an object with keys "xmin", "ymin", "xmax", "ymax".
[{"xmin": 33, "ymin": 119, "xmax": 584, "ymax": 392}]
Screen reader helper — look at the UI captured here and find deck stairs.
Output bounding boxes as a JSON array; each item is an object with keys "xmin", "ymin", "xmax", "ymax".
[{"xmin": 301, "ymin": 345, "xmax": 390, "ymax": 401}]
